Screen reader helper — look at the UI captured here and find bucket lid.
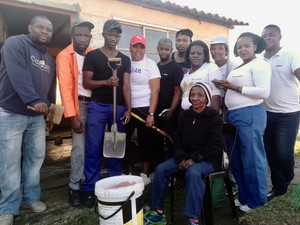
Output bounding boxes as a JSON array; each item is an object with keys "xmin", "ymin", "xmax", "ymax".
[{"xmin": 95, "ymin": 175, "xmax": 144, "ymax": 202}]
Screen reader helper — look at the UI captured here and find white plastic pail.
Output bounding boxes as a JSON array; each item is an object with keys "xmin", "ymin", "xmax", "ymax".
[{"xmin": 95, "ymin": 175, "xmax": 144, "ymax": 225}]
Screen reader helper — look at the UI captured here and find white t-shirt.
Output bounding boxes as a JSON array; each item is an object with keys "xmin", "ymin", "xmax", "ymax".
[
  {"xmin": 180, "ymin": 62, "xmax": 222, "ymax": 110},
  {"xmin": 219, "ymin": 61, "xmax": 238, "ymax": 97},
  {"xmin": 263, "ymin": 48, "xmax": 300, "ymax": 113},
  {"xmin": 225, "ymin": 57, "xmax": 271, "ymax": 111},
  {"xmin": 130, "ymin": 57, "xmax": 161, "ymax": 108},
  {"xmin": 76, "ymin": 53, "xmax": 91, "ymax": 97},
  {"xmin": 219, "ymin": 61, "xmax": 238, "ymax": 80}
]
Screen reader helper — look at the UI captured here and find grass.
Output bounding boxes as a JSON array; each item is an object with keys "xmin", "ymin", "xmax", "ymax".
[{"xmin": 240, "ymin": 133, "xmax": 300, "ymax": 225}]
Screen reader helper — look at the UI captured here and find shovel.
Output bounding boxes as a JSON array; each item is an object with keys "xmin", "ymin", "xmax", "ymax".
[{"xmin": 103, "ymin": 57, "xmax": 126, "ymax": 158}]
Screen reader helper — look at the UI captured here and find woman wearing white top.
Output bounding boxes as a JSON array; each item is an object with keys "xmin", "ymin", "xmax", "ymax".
[
  {"xmin": 180, "ymin": 40, "xmax": 222, "ymax": 112},
  {"xmin": 213, "ymin": 32, "xmax": 271, "ymax": 212}
]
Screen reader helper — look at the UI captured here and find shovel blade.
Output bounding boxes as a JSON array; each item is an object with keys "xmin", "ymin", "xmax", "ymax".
[{"xmin": 103, "ymin": 131, "xmax": 126, "ymax": 158}]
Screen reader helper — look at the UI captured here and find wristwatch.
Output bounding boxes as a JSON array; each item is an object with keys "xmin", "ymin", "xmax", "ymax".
[{"xmin": 148, "ymin": 112, "xmax": 154, "ymax": 116}]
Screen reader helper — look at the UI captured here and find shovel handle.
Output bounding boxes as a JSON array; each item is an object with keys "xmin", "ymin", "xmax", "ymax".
[{"xmin": 131, "ymin": 112, "xmax": 174, "ymax": 144}]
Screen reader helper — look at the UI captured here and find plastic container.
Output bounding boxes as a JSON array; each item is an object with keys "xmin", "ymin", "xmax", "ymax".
[
  {"xmin": 95, "ymin": 175, "xmax": 144, "ymax": 225},
  {"xmin": 211, "ymin": 178, "xmax": 229, "ymax": 208}
]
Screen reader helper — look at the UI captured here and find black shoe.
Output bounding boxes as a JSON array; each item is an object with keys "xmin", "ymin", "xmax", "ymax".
[
  {"xmin": 69, "ymin": 189, "xmax": 81, "ymax": 207},
  {"xmin": 83, "ymin": 191, "xmax": 95, "ymax": 208},
  {"xmin": 267, "ymin": 189, "xmax": 285, "ymax": 201}
]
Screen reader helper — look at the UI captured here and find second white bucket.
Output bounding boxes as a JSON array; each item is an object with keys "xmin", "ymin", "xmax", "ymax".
[{"xmin": 95, "ymin": 175, "xmax": 144, "ymax": 225}]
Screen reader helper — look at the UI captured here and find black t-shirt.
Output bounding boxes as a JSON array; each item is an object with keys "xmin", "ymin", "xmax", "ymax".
[
  {"xmin": 83, "ymin": 49, "xmax": 131, "ymax": 106},
  {"xmin": 171, "ymin": 52, "xmax": 190, "ymax": 74},
  {"xmin": 157, "ymin": 60, "xmax": 183, "ymax": 112}
]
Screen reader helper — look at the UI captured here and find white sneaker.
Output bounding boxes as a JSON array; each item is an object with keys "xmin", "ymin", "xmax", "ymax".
[
  {"xmin": 239, "ymin": 204, "xmax": 252, "ymax": 212},
  {"xmin": 234, "ymin": 199, "xmax": 242, "ymax": 207},
  {"xmin": 140, "ymin": 173, "xmax": 151, "ymax": 186},
  {"xmin": 0, "ymin": 214, "xmax": 13, "ymax": 225},
  {"xmin": 23, "ymin": 200, "xmax": 47, "ymax": 213}
]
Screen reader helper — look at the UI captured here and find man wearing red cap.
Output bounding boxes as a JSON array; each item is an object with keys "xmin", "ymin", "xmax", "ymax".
[
  {"xmin": 81, "ymin": 19, "xmax": 131, "ymax": 207},
  {"xmin": 125, "ymin": 34, "xmax": 160, "ymax": 185}
]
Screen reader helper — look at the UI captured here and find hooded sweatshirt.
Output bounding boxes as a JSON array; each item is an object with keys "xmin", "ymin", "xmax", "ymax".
[
  {"xmin": 173, "ymin": 106, "xmax": 223, "ymax": 171},
  {"xmin": 0, "ymin": 34, "xmax": 55, "ymax": 116}
]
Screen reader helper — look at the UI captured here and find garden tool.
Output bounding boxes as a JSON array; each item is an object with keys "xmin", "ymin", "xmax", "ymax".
[
  {"xmin": 27, "ymin": 103, "xmax": 64, "ymax": 124},
  {"xmin": 103, "ymin": 57, "xmax": 126, "ymax": 158}
]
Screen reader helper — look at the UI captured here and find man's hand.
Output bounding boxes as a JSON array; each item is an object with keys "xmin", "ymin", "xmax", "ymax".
[
  {"xmin": 33, "ymin": 102, "xmax": 49, "ymax": 114},
  {"xmin": 107, "ymin": 76, "xmax": 119, "ymax": 87},
  {"xmin": 70, "ymin": 117, "xmax": 84, "ymax": 133}
]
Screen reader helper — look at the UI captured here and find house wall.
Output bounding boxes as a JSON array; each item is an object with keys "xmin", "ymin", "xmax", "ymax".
[{"xmin": 46, "ymin": 0, "xmax": 229, "ymax": 48}]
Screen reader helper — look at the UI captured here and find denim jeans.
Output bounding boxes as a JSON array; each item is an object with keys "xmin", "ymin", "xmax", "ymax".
[
  {"xmin": 0, "ymin": 107, "xmax": 46, "ymax": 215},
  {"xmin": 264, "ymin": 111, "xmax": 300, "ymax": 193},
  {"xmin": 149, "ymin": 158, "xmax": 214, "ymax": 219},
  {"xmin": 82, "ymin": 101, "xmax": 125, "ymax": 192},
  {"xmin": 228, "ymin": 104, "xmax": 268, "ymax": 208},
  {"xmin": 69, "ymin": 100, "xmax": 89, "ymax": 191}
]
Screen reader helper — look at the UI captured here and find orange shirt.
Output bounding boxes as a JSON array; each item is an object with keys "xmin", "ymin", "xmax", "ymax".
[{"xmin": 56, "ymin": 44, "xmax": 92, "ymax": 118}]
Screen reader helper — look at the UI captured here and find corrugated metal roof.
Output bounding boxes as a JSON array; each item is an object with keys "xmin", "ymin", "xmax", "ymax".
[{"xmin": 119, "ymin": 0, "xmax": 248, "ymax": 29}]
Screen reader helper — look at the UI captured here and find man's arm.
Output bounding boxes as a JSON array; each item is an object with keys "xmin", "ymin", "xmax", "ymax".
[
  {"xmin": 56, "ymin": 52, "xmax": 76, "ymax": 118},
  {"xmin": 3, "ymin": 36, "xmax": 42, "ymax": 105},
  {"xmin": 82, "ymin": 71, "xmax": 118, "ymax": 89},
  {"xmin": 294, "ymin": 68, "xmax": 300, "ymax": 81}
]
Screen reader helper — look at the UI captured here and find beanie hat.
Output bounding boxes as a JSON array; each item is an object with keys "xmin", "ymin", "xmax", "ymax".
[{"xmin": 188, "ymin": 82, "xmax": 212, "ymax": 106}]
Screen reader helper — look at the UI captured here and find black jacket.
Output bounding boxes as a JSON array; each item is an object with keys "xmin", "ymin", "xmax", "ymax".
[{"xmin": 173, "ymin": 106, "xmax": 223, "ymax": 171}]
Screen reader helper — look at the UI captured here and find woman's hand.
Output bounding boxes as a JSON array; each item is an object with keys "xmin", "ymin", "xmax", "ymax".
[{"xmin": 146, "ymin": 114, "xmax": 154, "ymax": 127}]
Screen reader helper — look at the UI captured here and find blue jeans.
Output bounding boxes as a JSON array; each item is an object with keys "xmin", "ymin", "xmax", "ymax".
[
  {"xmin": 82, "ymin": 101, "xmax": 125, "ymax": 192},
  {"xmin": 149, "ymin": 158, "xmax": 214, "ymax": 219},
  {"xmin": 69, "ymin": 100, "xmax": 89, "ymax": 190},
  {"xmin": 0, "ymin": 107, "xmax": 46, "ymax": 215},
  {"xmin": 264, "ymin": 111, "xmax": 300, "ymax": 193},
  {"xmin": 228, "ymin": 104, "xmax": 268, "ymax": 208}
]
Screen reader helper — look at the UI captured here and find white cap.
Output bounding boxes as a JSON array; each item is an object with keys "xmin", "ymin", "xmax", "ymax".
[{"xmin": 210, "ymin": 35, "xmax": 228, "ymax": 45}]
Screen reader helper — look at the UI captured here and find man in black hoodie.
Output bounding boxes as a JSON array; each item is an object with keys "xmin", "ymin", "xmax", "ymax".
[{"xmin": 0, "ymin": 15, "xmax": 55, "ymax": 225}]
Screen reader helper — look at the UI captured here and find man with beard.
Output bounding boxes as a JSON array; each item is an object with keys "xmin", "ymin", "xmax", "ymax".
[
  {"xmin": 262, "ymin": 24, "xmax": 300, "ymax": 200},
  {"xmin": 0, "ymin": 15, "xmax": 55, "ymax": 225},
  {"xmin": 81, "ymin": 19, "xmax": 131, "ymax": 207},
  {"xmin": 171, "ymin": 29, "xmax": 193, "ymax": 74},
  {"xmin": 56, "ymin": 19, "xmax": 94, "ymax": 207}
]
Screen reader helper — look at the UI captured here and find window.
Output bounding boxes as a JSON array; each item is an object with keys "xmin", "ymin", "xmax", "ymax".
[{"xmin": 117, "ymin": 20, "xmax": 177, "ymax": 63}]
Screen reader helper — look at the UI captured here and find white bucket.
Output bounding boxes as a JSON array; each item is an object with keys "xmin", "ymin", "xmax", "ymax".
[{"xmin": 95, "ymin": 175, "xmax": 144, "ymax": 225}]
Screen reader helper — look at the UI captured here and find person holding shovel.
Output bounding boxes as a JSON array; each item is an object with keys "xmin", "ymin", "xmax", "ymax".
[
  {"xmin": 81, "ymin": 19, "xmax": 131, "ymax": 208},
  {"xmin": 56, "ymin": 19, "xmax": 94, "ymax": 207}
]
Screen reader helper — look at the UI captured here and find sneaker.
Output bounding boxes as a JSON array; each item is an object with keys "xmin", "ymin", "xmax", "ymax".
[
  {"xmin": 83, "ymin": 191, "xmax": 95, "ymax": 208},
  {"xmin": 69, "ymin": 189, "xmax": 81, "ymax": 207},
  {"xmin": 23, "ymin": 201, "xmax": 47, "ymax": 213},
  {"xmin": 140, "ymin": 173, "xmax": 151, "ymax": 186},
  {"xmin": 234, "ymin": 199, "xmax": 242, "ymax": 207},
  {"xmin": 239, "ymin": 204, "xmax": 252, "ymax": 212},
  {"xmin": 188, "ymin": 221, "xmax": 199, "ymax": 225},
  {"xmin": 0, "ymin": 214, "xmax": 13, "ymax": 225},
  {"xmin": 144, "ymin": 210, "xmax": 167, "ymax": 225}
]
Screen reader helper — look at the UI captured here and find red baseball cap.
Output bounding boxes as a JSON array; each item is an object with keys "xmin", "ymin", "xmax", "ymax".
[{"xmin": 130, "ymin": 34, "xmax": 146, "ymax": 47}]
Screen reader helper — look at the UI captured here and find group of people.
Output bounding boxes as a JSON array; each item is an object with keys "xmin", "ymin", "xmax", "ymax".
[{"xmin": 0, "ymin": 14, "xmax": 299, "ymax": 225}]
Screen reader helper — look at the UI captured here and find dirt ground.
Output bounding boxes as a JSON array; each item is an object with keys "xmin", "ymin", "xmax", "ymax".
[{"xmin": 10, "ymin": 130, "xmax": 300, "ymax": 225}]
